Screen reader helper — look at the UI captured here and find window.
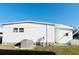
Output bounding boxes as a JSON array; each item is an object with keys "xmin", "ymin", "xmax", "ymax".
[
  {"xmin": 13, "ymin": 28, "xmax": 24, "ymax": 32},
  {"xmin": 13, "ymin": 28, "xmax": 18, "ymax": 32},
  {"xmin": 19, "ymin": 28, "xmax": 24, "ymax": 32},
  {"xmin": 65, "ymin": 33, "xmax": 68, "ymax": 36}
]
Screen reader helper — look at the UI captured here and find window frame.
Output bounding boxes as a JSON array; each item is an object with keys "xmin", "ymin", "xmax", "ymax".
[
  {"xmin": 19, "ymin": 28, "xmax": 24, "ymax": 32},
  {"xmin": 13, "ymin": 28, "xmax": 18, "ymax": 32},
  {"xmin": 65, "ymin": 33, "xmax": 69, "ymax": 36}
]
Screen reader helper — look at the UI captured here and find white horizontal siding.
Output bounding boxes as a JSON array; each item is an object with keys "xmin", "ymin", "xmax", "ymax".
[{"xmin": 3, "ymin": 23, "xmax": 55, "ymax": 44}]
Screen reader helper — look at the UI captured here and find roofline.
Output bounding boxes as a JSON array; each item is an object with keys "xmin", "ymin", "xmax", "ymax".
[
  {"xmin": 2, "ymin": 21, "xmax": 55, "ymax": 26},
  {"xmin": 1, "ymin": 20, "xmax": 73, "ymax": 30},
  {"xmin": 55, "ymin": 27, "xmax": 73, "ymax": 30}
]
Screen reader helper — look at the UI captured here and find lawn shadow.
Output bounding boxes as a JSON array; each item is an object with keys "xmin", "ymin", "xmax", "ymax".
[{"xmin": 0, "ymin": 49, "xmax": 56, "ymax": 55}]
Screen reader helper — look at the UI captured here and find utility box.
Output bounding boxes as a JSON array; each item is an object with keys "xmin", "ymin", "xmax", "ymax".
[{"xmin": 21, "ymin": 39, "xmax": 34, "ymax": 49}]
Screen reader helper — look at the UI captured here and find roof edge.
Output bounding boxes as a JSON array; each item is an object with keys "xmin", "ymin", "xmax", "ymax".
[
  {"xmin": 1, "ymin": 20, "xmax": 73, "ymax": 29},
  {"xmin": 2, "ymin": 21, "xmax": 55, "ymax": 26}
]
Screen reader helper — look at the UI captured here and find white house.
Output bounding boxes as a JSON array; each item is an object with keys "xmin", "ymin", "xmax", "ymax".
[{"xmin": 1, "ymin": 21, "xmax": 73, "ymax": 46}]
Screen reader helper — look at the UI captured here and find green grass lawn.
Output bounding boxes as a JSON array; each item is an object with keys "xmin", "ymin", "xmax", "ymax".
[
  {"xmin": 33, "ymin": 45, "xmax": 79, "ymax": 55},
  {"xmin": 0, "ymin": 44, "xmax": 79, "ymax": 55},
  {"xmin": 0, "ymin": 44, "xmax": 16, "ymax": 49}
]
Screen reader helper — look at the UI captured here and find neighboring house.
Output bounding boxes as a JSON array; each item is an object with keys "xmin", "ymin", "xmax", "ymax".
[{"xmin": 1, "ymin": 21, "xmax": 73, "ymax": 45}]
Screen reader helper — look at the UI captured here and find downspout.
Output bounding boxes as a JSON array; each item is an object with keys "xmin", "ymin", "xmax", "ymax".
[
  {"xmin": 46, "ymin": 24, "xmax": 48, "ymax": 46},
  {"xmin": 54, "ymin": 26, "xmax": 57, "ymax": 44}
]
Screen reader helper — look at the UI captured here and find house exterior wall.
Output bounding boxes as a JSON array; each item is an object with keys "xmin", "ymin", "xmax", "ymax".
[
  {"xmin": 47, "ymin": 25, "xmax": 55, "ymax": 44},
  {"xmin": 55, "ymin": 28, "xmax": 73, "ymax": 44},
  {"xmin": 2, "ymin": 23, "xmax": 55, "ymax": 45},
  {"xmin": 0, "ymin": 34, "xmax": 3, "ymax": 37}
]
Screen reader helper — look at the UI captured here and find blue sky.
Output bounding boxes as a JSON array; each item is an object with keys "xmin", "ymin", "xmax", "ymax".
[{"xmin": 0, "ymin": 3, "xmax": 79, "ymax": 27}]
